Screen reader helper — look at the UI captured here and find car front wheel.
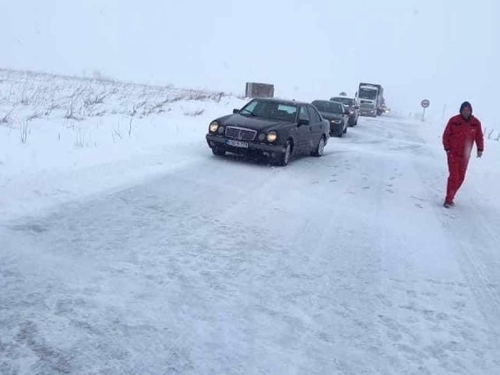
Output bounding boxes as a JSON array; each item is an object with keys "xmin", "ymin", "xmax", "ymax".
[
  {"xmin": 276, "ymin": 140, "xmax": 292, "ymax": 166},
  {"xmin": 312, "ymin": 136, "xmax": 326, "ymax": 157}
]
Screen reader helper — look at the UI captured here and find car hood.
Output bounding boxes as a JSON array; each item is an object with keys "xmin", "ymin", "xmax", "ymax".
[
  {"xmin": 320, "ymin": 112, "xmax": 343, "ymax": 121},
  {"xmin": 220, "ymin": 114, "xmax": 292, "ymax": 131}
]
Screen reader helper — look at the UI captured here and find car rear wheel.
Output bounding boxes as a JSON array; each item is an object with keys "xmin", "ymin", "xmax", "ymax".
[{"xmin": 212, "ymin": 148, "xmax": 226, "ymax": 156}]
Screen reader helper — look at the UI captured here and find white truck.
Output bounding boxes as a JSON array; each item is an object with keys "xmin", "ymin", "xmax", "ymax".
[{"xmin": 356, "ymin": 82, "xmax": 384, "ymax": 117}]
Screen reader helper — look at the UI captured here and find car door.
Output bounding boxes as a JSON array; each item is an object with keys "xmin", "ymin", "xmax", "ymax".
[
  {"xmin": 307, "ymin": 105, "xmax": 324, "ymax": 149},
  {"xmin": 341, "ymin": 104, "xmax": 349, "ymax": 130},
  {"xmin": 296, "ymin": 105, "xmax": 312, "ymax": 153},
  {"xmin": 353, "ymin": 98, "xmax": 359, "ymax": 116}
]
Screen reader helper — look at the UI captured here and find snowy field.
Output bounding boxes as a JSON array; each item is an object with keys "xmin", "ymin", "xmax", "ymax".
[
  {"xmin": 0, "ymin": 68, "xmax": 245, "ymax": 221},
  {"xmin": 1, "ymin": 70, "xmax": 500, "ymax": 375}
]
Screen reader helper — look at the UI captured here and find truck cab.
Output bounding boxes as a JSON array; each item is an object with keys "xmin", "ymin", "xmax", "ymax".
[{"xmin": 356, "ymin": 82, "xmax": 384, "ymax": 117}]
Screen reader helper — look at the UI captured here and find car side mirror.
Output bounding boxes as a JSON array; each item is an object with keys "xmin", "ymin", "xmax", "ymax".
[
  {"xmin": 298, "ymin": 119, "xmax": 309, "ymax": 126},
  {"xmin": 233, "ymin": 108, "xmax": 240, "ymax": 114}
]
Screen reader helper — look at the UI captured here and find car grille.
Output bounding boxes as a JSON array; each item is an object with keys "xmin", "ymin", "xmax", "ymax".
[{"xmin": 225, "ymin": 126, "xmax": 257, "ymax": 141}]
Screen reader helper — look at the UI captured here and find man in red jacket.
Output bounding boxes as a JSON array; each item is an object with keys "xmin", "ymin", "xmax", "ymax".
[{"xmin": 442, "ymin": 101, "xmax": 484, "ymax": 208}]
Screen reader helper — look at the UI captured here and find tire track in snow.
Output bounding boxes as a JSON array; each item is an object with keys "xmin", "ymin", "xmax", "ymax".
[
  {"xmin": 248, "ymin": 151, "xmax": 390, "ymax": 374},
  {"xmin": 438, "ymin": 191, "xmax": 500, "ymax": 337},
  {"xmin": 0, "ymin": 157, "xmax": 291, "ymax": 375}
]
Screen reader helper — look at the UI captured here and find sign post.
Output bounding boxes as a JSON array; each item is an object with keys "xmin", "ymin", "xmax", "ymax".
[{"xmin": 421, "ymin": 99, "xmax": 430, "ymax": 121}]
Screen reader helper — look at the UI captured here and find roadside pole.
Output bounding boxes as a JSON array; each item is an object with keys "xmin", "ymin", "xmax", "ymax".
[{"xmin": 421, "ymin": 99, "xmax": 430, "ymax": 121}]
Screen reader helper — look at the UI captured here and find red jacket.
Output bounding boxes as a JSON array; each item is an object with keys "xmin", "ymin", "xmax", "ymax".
[{"xmin": 442, "ymin": 114, "xmax": 484, "ymax": 157}]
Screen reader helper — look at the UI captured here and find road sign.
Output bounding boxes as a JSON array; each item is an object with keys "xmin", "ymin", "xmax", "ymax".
[{"xmin": 420, "ymin": 99, "xmax": 430, "ymax": 121}]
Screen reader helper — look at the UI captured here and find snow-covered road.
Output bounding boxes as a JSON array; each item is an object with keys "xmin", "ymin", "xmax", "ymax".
[{"xmin": 1, "ymin": 115, "xmax": 499, "ymax": 375}]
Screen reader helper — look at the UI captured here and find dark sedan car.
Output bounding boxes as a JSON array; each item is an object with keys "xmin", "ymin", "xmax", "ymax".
[
  {"xmin": 330, "ymin": 96, "xmax": 359, "ymax": 126},
  {"xmin": 206, "ymin": 98, "xmax": 330, "ymax": 166},
  {"xmin": 311, "ymin": 100, "xmax": 349, "ymax": 137}
]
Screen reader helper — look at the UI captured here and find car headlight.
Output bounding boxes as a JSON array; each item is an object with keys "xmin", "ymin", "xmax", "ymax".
[
  {"xmin": 266, "ymin": 131, "xmax": 278, "ymax": 142},
  {"xmin": 258, "ymin": 133, "xmax": 266, "ymax": 141},
  {"xmin": 331, "ymin": 119, "xmax": 341, "ymax": 124},
  {"xmin": 209, "ymin": 121, "xmax": 219, "ymax": 133},
  {"xmin": 217, "ymin": 126, "xmax": 225, "ymax": 134}
]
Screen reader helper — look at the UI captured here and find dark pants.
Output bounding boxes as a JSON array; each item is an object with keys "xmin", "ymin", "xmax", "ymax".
[{"xmin": 446, "ymin": 153, "xmax": 469, "ymax": 203}]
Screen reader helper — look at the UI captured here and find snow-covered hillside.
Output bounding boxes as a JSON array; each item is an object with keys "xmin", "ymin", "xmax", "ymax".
[
  {"xmin": 1, "ymin": 70, "xmax": 500, "ymax": 375},
  {"xmin": 0, "ymin": 69, "xmax": 247, "ymax": 220},
  {"xmin": 0, "ymin": 68, "xmax": 234, "ymax": 121}
]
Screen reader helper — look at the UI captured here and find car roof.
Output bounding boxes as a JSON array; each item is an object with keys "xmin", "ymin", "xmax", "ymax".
[
  {"xmin": 250, "ymin": 97, "xmax": 309, "ymax": 106},
  {"xmin": 331, "ymin": 96, "xmax": 355, "ymax": 100},
  {"xmin": 313, "ymin": 99, "xmax": 337, "ymax": 103},
  {"xmin": 314, "ymin": 99, "xmax": 343, "ymax": 105}
]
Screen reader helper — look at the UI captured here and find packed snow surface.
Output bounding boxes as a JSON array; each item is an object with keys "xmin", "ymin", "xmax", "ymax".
[{"xmin": 1, "ymin": 70, "xmax": 499, "ymax": 375}]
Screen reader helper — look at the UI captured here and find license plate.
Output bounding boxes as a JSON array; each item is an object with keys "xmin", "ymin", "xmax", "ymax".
[{"xmin": 226, "ymin": 139, "xmax": 249, "ymax": 148}]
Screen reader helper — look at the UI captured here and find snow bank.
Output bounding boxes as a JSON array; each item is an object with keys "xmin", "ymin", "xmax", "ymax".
[{"xmin": 0, "ymin": 69, "xmax": 247, "ymax": 221}]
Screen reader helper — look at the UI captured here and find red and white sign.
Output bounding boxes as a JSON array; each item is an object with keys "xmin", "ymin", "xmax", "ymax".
[{"xmin": 421, "ymin": 99, "xmax": 430, "ymax": 108}]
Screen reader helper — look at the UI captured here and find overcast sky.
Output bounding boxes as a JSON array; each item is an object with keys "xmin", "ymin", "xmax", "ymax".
[{"xmin": 1, "ymin": 0, "xmax": 498, "ymax": 120}]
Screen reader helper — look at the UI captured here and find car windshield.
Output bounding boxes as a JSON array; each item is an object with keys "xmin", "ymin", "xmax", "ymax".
[
  {"xmin": 358, "ymin": 88, "xmax": 378, "ymax": 100},
  {"xmin": 331, "ymin": 97, "xmax": 354, "ymax": 106},
  {"xmin": 240, "ymin": 100, "xmax": 297, "ymax": 122},
  {"xmin": 313, "ymin": 101, "xmax": 342, "ymax": 114}
]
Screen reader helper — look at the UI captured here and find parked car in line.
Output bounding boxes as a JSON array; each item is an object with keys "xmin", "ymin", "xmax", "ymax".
[
  {"xmin": 311, "ymin": 100, "xmax": 349, "ymax": 137},
  {"xmin": 206, "ymin": 98, "xmax": 330, "ymax": 166},
  {"xmin": 329, "ymin": 96, "xmax": 359, "ymax": 126}
]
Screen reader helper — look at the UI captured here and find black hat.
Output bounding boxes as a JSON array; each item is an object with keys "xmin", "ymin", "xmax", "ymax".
[{"xmin": 460, "ymin": 101, "xmax": 472, "ymax": 113}]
